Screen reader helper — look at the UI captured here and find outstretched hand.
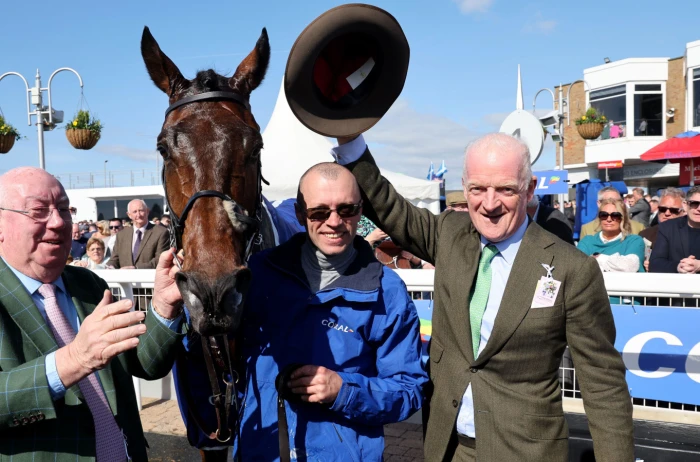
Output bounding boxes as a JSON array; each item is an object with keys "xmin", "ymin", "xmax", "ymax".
[
  {"xmin": 56, "ymin": 290, "xmax": 146, "ymax": 388},
  {"xmin": 152, "ymin": 248, "xmax": 184, "ymax": 318},
  {"xmin": 288, "ymin": 365, "xmax": 343, "ymax": 404}
]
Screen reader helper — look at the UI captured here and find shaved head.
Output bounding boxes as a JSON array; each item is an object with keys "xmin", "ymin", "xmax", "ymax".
[{"xmin": 297, "ymin": 162, "xmax": 360, "ymax": 208}]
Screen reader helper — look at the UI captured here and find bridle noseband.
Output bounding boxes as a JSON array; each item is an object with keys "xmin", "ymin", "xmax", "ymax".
[
  {"xmin": 164, "ymin": 90, "xmax": 267, "ymax": 448},
  {"xmin": 162, "ymin": 90, "xmax": 267, "ymax": 263}
]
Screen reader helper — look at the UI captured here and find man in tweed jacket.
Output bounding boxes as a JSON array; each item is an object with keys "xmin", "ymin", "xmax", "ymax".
[
  {"xmin": 0, "ymin": 167, "xmax": 184, "ymax": 461},
  {"xmin": 333, "ymin": 133, "xmax": 634, "ymax": 461}
]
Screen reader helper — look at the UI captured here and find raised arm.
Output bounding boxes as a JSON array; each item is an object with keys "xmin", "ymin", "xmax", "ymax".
[{"xmin": 334, "ymin": 135, "xmax": 441, "ymax": 264}]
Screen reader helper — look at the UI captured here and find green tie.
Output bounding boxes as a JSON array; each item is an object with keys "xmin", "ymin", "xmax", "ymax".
[{"xmin": 470, "ymin": 244, "xmax": 499, "ymax": 359}]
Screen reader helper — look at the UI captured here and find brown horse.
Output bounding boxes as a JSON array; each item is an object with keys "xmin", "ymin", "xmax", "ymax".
[
  {"xmin": 141, "ymin": 27, "xmax": 270, "ymax": 461},
  {"xmin": 141, "ymin": 27, "xmax": 269, "ymax": 337}
]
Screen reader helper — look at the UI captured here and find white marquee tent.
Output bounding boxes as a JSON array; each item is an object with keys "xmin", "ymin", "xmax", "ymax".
[{"xmin": 261, "ymin": 81, "xmax": 441, "ymax": 214}]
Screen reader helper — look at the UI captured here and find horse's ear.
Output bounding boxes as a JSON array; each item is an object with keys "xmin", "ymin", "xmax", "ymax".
[
  {"xmin": 229, "ymin": 28, "xmax": 270, "ymax": 96},
  {"xmin": 141, "ymin": 26, "xmax": 188, "ymax": 97}
]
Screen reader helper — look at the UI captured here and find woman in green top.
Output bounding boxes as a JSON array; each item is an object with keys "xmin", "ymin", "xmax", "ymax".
[{"xmin": 577, "ymin": 198, "xmax": 645, "ymax": 303}]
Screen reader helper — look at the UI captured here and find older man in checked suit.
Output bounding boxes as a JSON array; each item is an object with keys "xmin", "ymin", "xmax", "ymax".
[
  {"xmin": 334, "ymin": 133, "xmax": 633, "ymax": 461},
  {"xmin": 0, "ymin": 167, "xmax": 184, "ymax": 461}
]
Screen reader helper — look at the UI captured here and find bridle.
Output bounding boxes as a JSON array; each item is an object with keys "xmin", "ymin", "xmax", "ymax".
[
  {"xmin": 163, "ymin": 90, "xmax": 267, "ymax": 448},
  {"xmin": 162, "ymin": 90, "xmax": 267, "ymax": 263}
]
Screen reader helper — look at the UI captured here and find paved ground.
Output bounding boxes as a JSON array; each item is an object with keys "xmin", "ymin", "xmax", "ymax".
[{"xmin": 140, "ymin": 397, "xmax": 424, "ymax": 461}]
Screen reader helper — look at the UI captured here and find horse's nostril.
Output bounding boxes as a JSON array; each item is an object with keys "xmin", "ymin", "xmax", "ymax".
[{"xmin": 175, "ymin": 271, "xmax": 188, "ymax": 284}]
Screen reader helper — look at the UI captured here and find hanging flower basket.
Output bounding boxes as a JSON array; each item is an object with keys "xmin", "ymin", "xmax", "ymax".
[
  {"xmin": 65, "ymin": 110, "xmax": 102, "ymax": 150},
  {"xmin": 0, "ymin": 134, "xmax": 15, "ymax": 154},
  {"xmin": 0, "ymin": 115, "xmax": 21, "ymax": 154},
  {"xmin": 577, "ymin": 122, "xmax": 604, "ymax": 140},
  {"xmin": 574, "ymin": 107, "xmax": 606, "ymax": 140},
  {"xmin": 66, "ymin": 129, "xmax": 100, "ymax": 150}
]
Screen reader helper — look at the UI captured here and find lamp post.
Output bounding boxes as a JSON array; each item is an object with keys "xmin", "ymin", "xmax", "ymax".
[
  {"xmin": 104, "ymin": 160, "xmax": 108, "ymax": 187},
  {"xmin": 0, "ymin": 68, "xmax": 84, "ymax": 170},
  {"xmin": 533, "ymin": 87, "xmax": 565, "ymax": 211}
]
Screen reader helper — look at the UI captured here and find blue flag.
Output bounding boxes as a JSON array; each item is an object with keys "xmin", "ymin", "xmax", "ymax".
[
  {"xmin": 426, "ymin": 162, "xmax": 435, "ymax": 181},
  {"xmin": 436, "ymin": 160, "xmax": 448, "ymax": 179}
]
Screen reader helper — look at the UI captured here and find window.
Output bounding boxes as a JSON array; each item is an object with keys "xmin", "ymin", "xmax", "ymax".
[
  {"xmin": 693, "ymin": 68, "xmax": 700, "ymax": 128},
  {"xmin": 590, "ymin": 85, "xmax": 627, "ymax": 140},
  {"xmin": 633, "ymin": 84, "xmax": 663, "ymax": 137}
]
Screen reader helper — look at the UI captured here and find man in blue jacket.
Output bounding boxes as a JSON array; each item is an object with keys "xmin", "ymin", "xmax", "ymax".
[{"xmin": 236, "ymin": 162, "xmax": 427, "ymax": 461}]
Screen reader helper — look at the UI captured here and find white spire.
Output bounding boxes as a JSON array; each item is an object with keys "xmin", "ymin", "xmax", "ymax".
[{"xmin": 516, "ymin": 64, "xmax": 524, "ymax": 110}]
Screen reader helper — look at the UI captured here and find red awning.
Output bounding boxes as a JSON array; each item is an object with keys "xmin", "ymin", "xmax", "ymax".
[{"xmin": 639, "ymin": 131, "xmax": 700, "ymax": 161}]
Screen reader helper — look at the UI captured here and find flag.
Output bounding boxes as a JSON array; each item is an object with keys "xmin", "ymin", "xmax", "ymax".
[
  {"xmin": 426, "ymin": 162, "xmax": 435, "ymax": 181},
  {"xmin": 435, "ymin": 160, "xmax": 448, "ymax": 179}
]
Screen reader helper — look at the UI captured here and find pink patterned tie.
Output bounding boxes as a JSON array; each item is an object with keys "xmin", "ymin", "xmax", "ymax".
[{"xmin": 38, "ymin": 283, "xmax": 127, "ymax": 462}]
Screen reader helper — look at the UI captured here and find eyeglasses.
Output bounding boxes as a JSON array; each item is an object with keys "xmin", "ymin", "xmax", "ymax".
[
  {"xmin": 109, "ymin": 225, "xmax": 122, "ymax": 229},
  {"xmin": 598, "ymin": 211, "xmax": 623, "ymax": 221},
  {"xmin": 686, "ymin": 200, "xmax": 700, "ymax": 210},
  {"xmin": 658, "ymin": 206, "xmax": 682, "ymax": 215},
  {"xmin": 303, "ymin": 202, "xmax": 362, "ymax": 222},
  {"xmin": 0, "ymin": 206, "xmax": 72, "ymax": 223}
]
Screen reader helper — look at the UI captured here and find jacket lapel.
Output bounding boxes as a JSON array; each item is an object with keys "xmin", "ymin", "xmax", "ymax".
[
  {"xmin": 473, "ymin": 224, "xmax": 555, "ymax": 367},
  {"xmin": 0, "ymin": 259, "xmax": 59, "ymax": 356},
  {"xmin": 134, "ymin": 224, "xmax": 154, "ymax": 262},
  {"xmin": 62, "ymin": 269, "xmax": 118, "ymax": 413},
  {"xmin": 456, "ymin": 223, "xmax": 481, "ymax": 363}
]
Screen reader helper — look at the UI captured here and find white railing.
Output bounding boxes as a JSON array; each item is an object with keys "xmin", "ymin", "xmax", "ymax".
[{"xmin": 94, "ymin": 269, "xmax": 700, "ymax": 422}]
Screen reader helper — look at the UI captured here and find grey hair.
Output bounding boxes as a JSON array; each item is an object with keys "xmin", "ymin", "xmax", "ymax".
[
  {"xmin": 462, "ymin": 133, "xmax": 532, "ymax": 190},
  {"xmin": 632, "ymin": 187, "xmax": 645, "ymax": 196},
  {"xmin": 597, "ymin": 186, "xmax": 621, "ymax": 201},
  {"xmin": 686, "ymin": 185, "xmax": 700, "ymax": 199},
  {"xmin": 127, "ymin": 199, "xmax": 148, "ymax": 211},
  {"xmin": 659, "ymin": 187, "xmax": 686, "ymax": 200}
]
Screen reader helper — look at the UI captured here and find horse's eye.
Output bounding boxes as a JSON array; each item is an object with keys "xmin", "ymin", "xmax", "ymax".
[{"xmin": 157, "ymin": 145, "xmax": 170, "ymax": 160}]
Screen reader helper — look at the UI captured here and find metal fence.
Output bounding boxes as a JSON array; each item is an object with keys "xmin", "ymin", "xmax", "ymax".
[{"xmin": 94, "ymin": 269, "xmax": 700, "ymax": 421}]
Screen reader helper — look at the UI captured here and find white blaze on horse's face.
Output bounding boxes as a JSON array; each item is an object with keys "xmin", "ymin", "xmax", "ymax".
[{"xmin": 300, "ymin": 170, "xmax": 362, "ymax": 256}]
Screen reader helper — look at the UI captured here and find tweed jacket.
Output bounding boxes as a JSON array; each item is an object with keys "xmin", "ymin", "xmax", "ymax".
[
  {"xmin": 109, "ymin": 222, "xmax": 170, "ymax": 269},
  {"xmin": 347, "ymin": 149, "xmax": 634, "ymax": 462},
  {"xmin": 0, "ymin": 258, "xmax": 184, "ymax": 461}
]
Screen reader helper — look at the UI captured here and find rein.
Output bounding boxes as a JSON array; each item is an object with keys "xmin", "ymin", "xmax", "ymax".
[{"xmin": 163, "ymin": 90, "xmax": 267, "ymax": 450}]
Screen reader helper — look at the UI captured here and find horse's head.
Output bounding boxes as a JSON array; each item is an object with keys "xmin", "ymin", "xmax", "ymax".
[{"xmin": 141, "ymin": 27, "xmax": 270, "ymax": 336}]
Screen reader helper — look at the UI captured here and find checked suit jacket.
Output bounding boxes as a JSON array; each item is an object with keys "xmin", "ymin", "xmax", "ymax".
[
  {"xmin": 109, "ymin": 223, "xmax": 170, "ymax": 269},
  {"xmin": 346, "ymin": 149, "xmax": 634, "ymax": 462},
  {"xmin": 0, "ymin": 258, "xmax": 184, "ymax": 461}
]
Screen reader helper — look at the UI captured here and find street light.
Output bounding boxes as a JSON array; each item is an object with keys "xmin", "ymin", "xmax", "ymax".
[
  {"xmin": 0, "ymin": 68, "xmax": 84, "ymax": 170},
  {"xmin": 533, "ymin": 87, "xmax": 566, "ymax": 210},
  {"xmin": 104, "ymin": 160, "xmax": 109, "ymax": 187}
]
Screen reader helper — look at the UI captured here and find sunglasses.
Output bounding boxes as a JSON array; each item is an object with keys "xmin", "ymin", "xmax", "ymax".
[
  {"xmin": 109, "ymin": 225, "xmax": 122, "ymax": 229},
  {"xmin": 303, "ymin": 202, "xmax": 362, "ymax": 222},
  {"xmin": 687, "ymin": 200, "xmax": 700, "ymax": 210},
  {"xmin": 598, "ymin": 211, "xmax": 623, "ymax": 221},
  {"xmin": 658, "ymin": 206, "xmax": 682, "ymax": 215}
]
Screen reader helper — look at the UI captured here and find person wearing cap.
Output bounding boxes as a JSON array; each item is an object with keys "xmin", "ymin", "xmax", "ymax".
[{"xmin": 446, "ymin": 191, "xmax": 468, "ymax": 212}]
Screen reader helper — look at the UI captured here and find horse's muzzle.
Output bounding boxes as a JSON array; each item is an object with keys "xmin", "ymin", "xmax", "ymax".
[{"xmin": 176, "ymin": 268, "xmax": 252, "ymax": 336}]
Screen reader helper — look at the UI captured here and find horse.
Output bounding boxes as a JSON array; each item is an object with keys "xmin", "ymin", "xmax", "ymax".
[{"xmin": 141, "ymin": 26, "xmax": 271, "ymax": 462}]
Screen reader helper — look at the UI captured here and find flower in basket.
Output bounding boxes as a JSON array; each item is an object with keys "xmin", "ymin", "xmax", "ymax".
[
  {"xmin": 575, "ymin": 108, "xmax": 606, "ymax": 126},
  {"xmin": 65, "ymin": 109, "xmax": 103, "ymax": 134},
  {"xmin": 0, "ymin": 115, "xmax": 22, "ymax": 141}
]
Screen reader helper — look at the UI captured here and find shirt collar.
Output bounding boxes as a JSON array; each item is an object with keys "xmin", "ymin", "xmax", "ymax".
[
  {"xmin": 479, "ymin": 217, "xmax": 528, "ymax": 266},
  {"xmin": 134, "ymin": 225, "xmax": 147, "ymax": 235},
  {"xmin": 1, "ymin": 257, "xmax": 67, "ymax": 296}
]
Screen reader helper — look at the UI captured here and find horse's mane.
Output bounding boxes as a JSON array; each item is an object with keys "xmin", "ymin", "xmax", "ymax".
[{"xmin": 190, "ymin": 69, "xmax": 230, "ymax": 93}]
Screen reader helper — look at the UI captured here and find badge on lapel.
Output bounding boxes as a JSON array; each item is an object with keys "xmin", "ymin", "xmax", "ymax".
[{"xmin": 531, "ymin": 263, "xmax": 561, "ymax": 308}]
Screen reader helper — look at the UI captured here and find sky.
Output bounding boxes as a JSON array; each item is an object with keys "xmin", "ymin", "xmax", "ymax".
[{"xmin": 1, "ymin": 0, "xmax": 699, "ymax": 191}]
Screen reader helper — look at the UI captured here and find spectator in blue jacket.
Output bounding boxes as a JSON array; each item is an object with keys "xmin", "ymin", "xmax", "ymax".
[{"xmin": 236, "ymin": 162, "xmax": 427, "ymax": 461}]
